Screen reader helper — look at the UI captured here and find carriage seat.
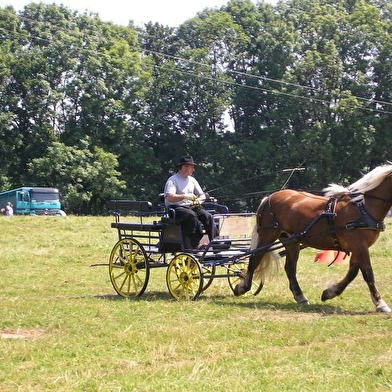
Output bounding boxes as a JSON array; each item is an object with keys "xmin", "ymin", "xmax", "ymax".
[
  {"xmin": 106, "ymin": 200, "xmax": 154, "ymax": 224},
  {"xmin": 157, "ymin": 192, "xmax": 229, "ymax": 218},
  {"xmin": 157, "ymin": 193, "xmax": 229, "ymax": 251}
]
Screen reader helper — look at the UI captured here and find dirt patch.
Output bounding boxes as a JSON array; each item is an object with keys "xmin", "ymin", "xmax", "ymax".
[{"xmin": 0, "ymin": 328, "xmax": 48, "ymax": 340}]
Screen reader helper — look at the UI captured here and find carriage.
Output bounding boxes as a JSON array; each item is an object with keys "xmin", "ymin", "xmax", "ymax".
[
  {"xmin": 105, "ymin": 198, "xmax": 261, "ymax": 300},
  {"xmin": 103, "ymin": 163, "xmax": 392, "ymax": 313}
]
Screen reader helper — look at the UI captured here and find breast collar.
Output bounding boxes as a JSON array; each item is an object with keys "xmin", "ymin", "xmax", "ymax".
[
  {"xmin": 345, "ymin": 200, "xmax": 385, "ymax": 231},
  {"xmin": 322, "ymin": 197, "xmax": 385, "ymax": 256}
]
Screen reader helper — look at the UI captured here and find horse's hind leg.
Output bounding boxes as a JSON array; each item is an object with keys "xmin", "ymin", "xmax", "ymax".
[
  {"xmin": 234, "ymin": 199, "xmax": 280, "ymax": 296},
  {"xmin": 284, "ymin": 242, "xmax": 310, "ymax": 305},
  {"xmin": 321, "ymin": 258, "xmax": 359, "ymax": 302},
  {"xmin": 234, "ymin": 252, "xmax": 263, "ymax": 296}
]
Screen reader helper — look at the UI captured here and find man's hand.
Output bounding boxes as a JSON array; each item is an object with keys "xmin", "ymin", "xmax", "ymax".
[
  {"xmin": 184, "ymin": 193, "xmax": 197, "ymax": 201},
  {"xmin": 192, "ymin": 198, "xmax": 202, "ymax": 207}
]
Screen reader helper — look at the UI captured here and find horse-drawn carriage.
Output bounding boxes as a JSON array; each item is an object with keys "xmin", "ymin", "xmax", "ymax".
[
  {"xmin": 106, "ymin": 198, "xmax": 260, "ymax": 300},
  {"xmin": 103, "ymin": 163, "xmax": 392, "ymax": 313}
]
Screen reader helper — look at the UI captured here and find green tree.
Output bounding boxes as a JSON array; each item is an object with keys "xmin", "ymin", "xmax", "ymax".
[
  {"xmin": 2, "ymin": 0, "xmax": 392, "ymax": 213},
  {"xmin": 268, "ymin": 0, "xmax": 392, "ymax": 188},
  {"xmin": 2, "ymin": 3, "xmax": 149, "ymax": 204},
  {"xmin": 28, "ymin": 139, "xmax": 125, "ymax": 214}
]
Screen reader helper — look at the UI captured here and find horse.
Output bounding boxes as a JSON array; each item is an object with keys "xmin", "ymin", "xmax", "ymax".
[{"xmin": 234, "ymin": 163, "xmax": 392, "ymax": 313}]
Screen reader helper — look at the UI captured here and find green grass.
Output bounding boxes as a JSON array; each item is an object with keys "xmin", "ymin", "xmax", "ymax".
[{"xmin": 1, "ymin": 215, "xmax": 392, "ymax": 391}]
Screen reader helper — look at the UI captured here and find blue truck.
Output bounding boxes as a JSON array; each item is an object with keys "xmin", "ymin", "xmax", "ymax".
[{"xmin": 0, "ymin": 187, "xmax": 63, "ymax": 215}]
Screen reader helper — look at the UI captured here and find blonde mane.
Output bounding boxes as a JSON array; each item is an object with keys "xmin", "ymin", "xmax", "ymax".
[{"xmin": 323, "ymin": 163, "xmax": 392, "ymax": 202}]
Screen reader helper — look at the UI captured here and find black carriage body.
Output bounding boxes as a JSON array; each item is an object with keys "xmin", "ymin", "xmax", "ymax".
[{"xmin": 104, "ymin": 199, "xmax": 258, "ymax": 300}]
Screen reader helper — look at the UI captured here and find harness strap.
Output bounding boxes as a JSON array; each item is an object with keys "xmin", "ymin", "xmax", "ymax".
[
  {"xmin": 260, "ymin": 195, "xmax": 385, "ymax": 259},
  {"xmin": 346, "ymin": 201, "xmax": 385, "ymax": 231},
  {"xmin": 324, "ymin": 197, "xmax": 342, "ymax": 251}
]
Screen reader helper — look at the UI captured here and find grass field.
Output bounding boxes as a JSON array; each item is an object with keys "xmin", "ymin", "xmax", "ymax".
[{"xmin": 1, "ymin": 215, "xmax": 392, "ymax": 391}]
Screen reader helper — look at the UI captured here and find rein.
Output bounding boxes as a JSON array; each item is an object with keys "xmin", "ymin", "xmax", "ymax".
[
  {"xmin": 367, "ymin": 194, "xmax": 392, "ymax": 203},
  {"xmin": 260, "ymin": 194, "xmax": 386, "ymax": 256},
  {"xmin": 239, "ymin": 185, "xmax": 391, "ymax": 267},
  {"xmin": 354, "ymin": 192, "xmax": 392, "ymax": 204},
  {"xmin": 261, "ymin": 199, "xmax": 346, "ymax": 254}
]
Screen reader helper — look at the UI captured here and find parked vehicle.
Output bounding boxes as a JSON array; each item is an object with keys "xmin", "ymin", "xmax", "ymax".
[{"xmin": 0, "ymin": 187, "xmax": 63, "ymax": 215}]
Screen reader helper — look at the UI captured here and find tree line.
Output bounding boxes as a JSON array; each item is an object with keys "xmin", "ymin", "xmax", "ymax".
[{"xmin": 1, "ymin": 0, "xmax": 391, "ymax": 214}]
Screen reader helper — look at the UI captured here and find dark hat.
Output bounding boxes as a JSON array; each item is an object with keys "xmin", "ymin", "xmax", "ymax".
[{"xmin": 176, "ymin": 156, "xmax": 197, "ymax": 167}]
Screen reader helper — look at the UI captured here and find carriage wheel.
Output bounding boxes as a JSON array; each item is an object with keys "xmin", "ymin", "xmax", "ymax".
[
  {"xmin": 200, "ymin": 264, "xmax": 216, "ymax": 292},
  {"xmin": 227, "ymin": 262, "xmax": 263, "ymax": 296},
  {"xmin": 108, "ymin": 238, "xmax": 150, "ymax": 298},
  {"xmin": 166, "ymin": 253, "xmax": 203, "ymax": 300}
]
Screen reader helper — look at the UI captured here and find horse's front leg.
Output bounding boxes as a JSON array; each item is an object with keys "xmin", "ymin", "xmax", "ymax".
[
  {"xmin": 360, "ymin": 263, "xmax": 391, "ymax": 313},
  {"xmin": 284, "ymin": 243, "xmax": 310, "ymax": 305},
  {"xmin": 321, "ymin": 250, "xmax": 391, "ymax": 313}
]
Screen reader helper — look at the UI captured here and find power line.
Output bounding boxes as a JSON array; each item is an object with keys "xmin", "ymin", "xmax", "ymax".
[
  {"xmin": 144, "ymin": 61, "xmax": 392, "ymax": 115},
  {"xmin": 2, "ymin": 8, "xmax": 392, "ymax": 115},
  {"xmin": 138, "ymin": 45, "xmax": 392, "ymax": 109}
]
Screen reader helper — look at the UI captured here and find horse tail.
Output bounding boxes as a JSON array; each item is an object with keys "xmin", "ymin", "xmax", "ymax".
[
  {"xmin": 250, "ymin": 214, "xmax": 260, "ymax": 250},
  {"xmin": 250, "ymin": 196, "xmax": 268, "ymax": 250},
  {"xmin": 253, "ymin": 250, "xmax": 281, "ymax": 283},
  {"xmin": 250, "ymin": 196, "xmax": 281, "ymax": 283}
]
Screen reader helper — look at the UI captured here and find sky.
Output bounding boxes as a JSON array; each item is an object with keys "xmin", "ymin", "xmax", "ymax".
[{"xmin": 1, "ymin": 0, "xmax": 274, "ymax": 27}]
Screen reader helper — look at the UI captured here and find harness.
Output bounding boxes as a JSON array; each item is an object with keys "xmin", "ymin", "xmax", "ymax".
[
  {"xmin": 345, "ymin": 200, "xmax": 386, "ymax": 231},
  {"xmin": 325, "ymin": 197, "xmax": 340, "ymax": 250},
  {"xmin": 322, "ymin": 197, "xmax": 385, "ymax": 258},
  {"xmin": 267, "ymin": 195, "xmax": 386, "ymax": 256}
]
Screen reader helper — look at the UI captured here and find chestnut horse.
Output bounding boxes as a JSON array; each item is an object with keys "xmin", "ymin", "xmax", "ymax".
[{"xmin": 234, "ymin": 164, "xmax": 392, "ymax": 313}]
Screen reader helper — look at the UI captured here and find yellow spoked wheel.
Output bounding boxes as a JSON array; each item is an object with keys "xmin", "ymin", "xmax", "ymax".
[
  {"xmin": 108, "ymin": 238, "xmax": 150, "ymax": 298},
  {"xmin": 227, "ymin": 262, "xmax": 263, "ymax": 296},
  {"xmin": 166, "ymin": 253, "xmax": 203, "ymax": 300}
]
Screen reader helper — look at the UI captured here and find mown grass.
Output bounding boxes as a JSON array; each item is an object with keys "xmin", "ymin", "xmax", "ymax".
[{"xmin": 1, "ymin": 215, "xmax": 392, "ymax": 391}]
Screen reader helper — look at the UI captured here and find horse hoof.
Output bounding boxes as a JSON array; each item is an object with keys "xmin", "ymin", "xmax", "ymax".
[
  {"xmin": 233, "ymin": 285, "xmax": 243, "ymax": 297},
  {"xmin": 295, "ymin": 294, "xmax": 310, "ymax": 305},
  {"xmin": 375, "ymin": 299, "xmax": 391, "ymax": 313},
  {"xmin": 376, "ymin": 304, "xmax": 391, "ymax": 313},
  {"xmin": 321, "ymin": 288, "xmax": 335, "ymax": 302}
]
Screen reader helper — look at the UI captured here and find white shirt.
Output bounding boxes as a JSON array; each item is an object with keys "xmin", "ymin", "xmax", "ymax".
[{"xmin": 164, "ymin": 173, "xmax": 203, "ymax": 206}]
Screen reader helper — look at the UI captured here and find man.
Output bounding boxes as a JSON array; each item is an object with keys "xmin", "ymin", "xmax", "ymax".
[
  {"xmin": 5, "ymin": 201, "xmax": 13, "ymax": 216},
  {"xmin": 164, "ymin": 156, "xmax": 215, "ymax": 249}
]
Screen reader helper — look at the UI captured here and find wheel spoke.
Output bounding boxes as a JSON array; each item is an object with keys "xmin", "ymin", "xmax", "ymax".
[
  {"xmin": 108, "ymin": 238, "xmax": 150, "ymax": 298},
  {"xmin": 228, "ymin": 262, "xmax": 263, "ymax": 296},
  {"xmin": 166, "ymin": 253, "xmax": 202, "ymax": 300}
]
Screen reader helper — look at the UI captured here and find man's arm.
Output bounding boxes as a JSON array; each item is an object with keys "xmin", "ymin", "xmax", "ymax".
[{"xmin": 166, "ymin": 193, "xmax": 196, "ymax": 203}]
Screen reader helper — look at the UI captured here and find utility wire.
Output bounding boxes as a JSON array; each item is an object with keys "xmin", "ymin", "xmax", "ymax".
[
  {"xmin": 2, "ymin": 8, "xmax": 392, "ymax": 115},
  {"xmin": 138, "ymin": 45, "xmax": 392, "ymax": 109}
]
